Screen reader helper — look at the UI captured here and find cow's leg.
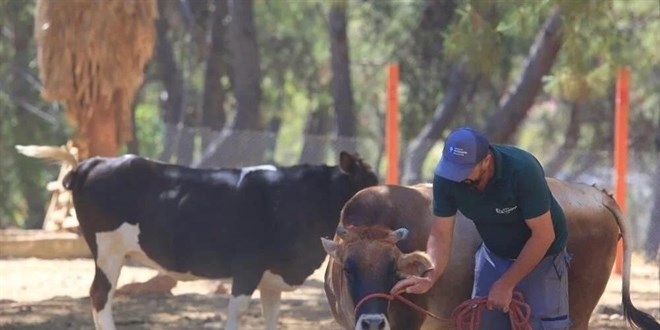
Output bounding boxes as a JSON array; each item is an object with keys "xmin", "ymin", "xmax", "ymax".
[
  {"xmin": 90, "ymin": 248, "xmax": 125, "ymax": 330},
  {"xmin": 226, "ymin": 294, "xmax": 252, "ymax": 330},
  {"xmin": 258, "ymin": 287, "xmax": 281, "ymax": 330},
  {"xmin": 258, "ymin": 270, "xmax": 299, "ymax": 330},
  {"xmin": 90, "ymin": 224, "xmax": 139, "ymax": 330},
  {"xmin": 225, "ymin": 257, "xmax": 264, "ymax": 330}
]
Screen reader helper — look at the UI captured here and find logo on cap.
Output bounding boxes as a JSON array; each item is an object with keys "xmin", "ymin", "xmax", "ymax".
[{"xmin": 450, "ymin": 146, "xmax": 467, "ymax": 157}]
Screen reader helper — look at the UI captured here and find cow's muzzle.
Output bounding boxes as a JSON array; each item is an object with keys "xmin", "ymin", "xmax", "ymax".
[{"xmin": 355, "ymin": 314, "xmax": 389, "ymax": 330}]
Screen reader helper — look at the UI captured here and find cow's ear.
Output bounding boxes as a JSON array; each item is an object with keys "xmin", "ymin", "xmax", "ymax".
[
  {"xmin": 339, "ymin": 151, "xmax": 356, "ymax": 173},
  {"xmin": 388, "ymin": 228, "xmax": 409, "ymax": 242},
  {"xmin": 321, "ymin": 237, "xmax": 340, "ymax": 259},
  {"xmin": 397, "ymin": 251, "xmax": 433, "ymax": 277},
  {"xmin": 336, "ymin": 226, "xmax": 348, "ymax": 237}
]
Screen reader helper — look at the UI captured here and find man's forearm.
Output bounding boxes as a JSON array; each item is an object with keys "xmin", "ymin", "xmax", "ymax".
[
  {"xmin": 499, "ymin": 232, "xmax": 553, "ymax": 287},
  {"xmin": 425, "ymin": 219, "xmax": 454, "ymax": 282},
  {"xmin": 390, "ymin": 216, "xmax": 456, "ymax": 295}
]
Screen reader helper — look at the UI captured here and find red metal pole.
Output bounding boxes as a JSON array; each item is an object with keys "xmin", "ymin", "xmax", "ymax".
[
  {"xmin": 613, "ymin": 66, "xmax": 629, "ymax": 274},
  {"xmin": 386, "ymin": 63, "xmax": 399, "ymax": 185}
]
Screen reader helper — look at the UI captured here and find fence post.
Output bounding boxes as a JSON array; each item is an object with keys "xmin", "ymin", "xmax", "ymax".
[
  {"xmin": 613, "ymin": 66, "xmax": 629, "ymax": 274},
  {"xmin": 386, "ymin": 63, "xmax": 399, "ymax": 185}
]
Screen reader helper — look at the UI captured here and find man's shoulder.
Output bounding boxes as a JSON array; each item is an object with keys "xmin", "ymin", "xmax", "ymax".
[
  {"xmin": 493, "ymin": 145, "xmax": 540, "ymax": 168},
  {"xmin": 433, "ymin": 174, "xmax": 456, "ymax": 188},
  {"xmin": 492, "ymin": 144, "xmax": 546, "ymax": 184},
  {"xmin": 492, "ymin": 144, "xmax": 534, "ymax": 158}
]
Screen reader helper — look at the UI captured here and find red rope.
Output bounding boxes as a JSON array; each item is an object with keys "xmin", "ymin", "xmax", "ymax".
[
  {"xmin": 450, "ymin": 292, "xmax": 532, "ymax": 330},
  {"xmin": 354, "ymin": 292, "xmax": 446, "ymax": 321},
  {"xmin": 354, "ymin": 291, "xmax": 532, "ymax": 330}
]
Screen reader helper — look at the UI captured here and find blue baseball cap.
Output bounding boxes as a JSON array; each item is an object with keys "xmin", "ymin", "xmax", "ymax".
[{"xmin": 434, "ymin": 127, "xmax": 490, "ymax": 182}]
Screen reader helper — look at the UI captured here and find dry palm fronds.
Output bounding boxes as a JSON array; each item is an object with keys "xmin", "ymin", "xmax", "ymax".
[{"xmin": 35, "ymin": 0, "xmax": 157, "ymax": 157}]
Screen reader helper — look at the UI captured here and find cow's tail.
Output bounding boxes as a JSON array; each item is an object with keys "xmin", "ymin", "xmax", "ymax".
[
  {"xmin": 15, "ymin": 145, "xmax": 79, "ymax": 190},
  {"xmin": 603, "ymin": 197, "xmax": 660, "ymax": 330}
]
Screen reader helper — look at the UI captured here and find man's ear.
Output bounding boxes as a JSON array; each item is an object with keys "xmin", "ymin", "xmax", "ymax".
[
  {"xmin": 397, "ymin": 251, "xmax": 433, "ymax": 277},
  {"xmin": 321, "ymin": 237, "xmax": 340, "ymax": 259}
]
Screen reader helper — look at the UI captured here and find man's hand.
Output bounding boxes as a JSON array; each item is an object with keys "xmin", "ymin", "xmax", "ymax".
[
  {"xmin": 484, "ymin": 210, "xmax": 555, "ymax": 313},
  {"xmin": 391, "ymin": 214, "xmax": 454, "ymax": 296},
  {"xmin": 390, "ymin": 276, "xmax": 434, "ymax": 295},
  {"xmin": 486, "ymin": 279, "xmax": 514, "ymax": 313}
]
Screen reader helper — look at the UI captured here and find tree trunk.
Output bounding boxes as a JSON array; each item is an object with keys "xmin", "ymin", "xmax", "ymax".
[
  {"xmin": 328, "ymin": 1, "xmax": 356, "ymax": 153},
  {"xmin": 201, "ymin": 0, "xmax": 229, "ymax": 151},
  {"xmin": 264, "ymin": 117, "xmax": 281, "ymax": 163},
  {"xmin": 401, "ymin": 62, "xmax": 468, "ymax": 184},
  {"xmin": 484, "ymin": 9, "xmax": 563, "ymax": 143},
  {"xmin": 195, "ymin": 0, "xmax": 264, "ymax": 168},
  {"xmin": 229, "ymin": 0, "xmax": 261, "ymax": 131},
  {"xmin": 299, "ymin": 104, "xmax": 332, "ymax": 164},
  {"xmin": 544, "ymin": 101, "xmax": 582, "ymax": 177},
  {"xmin": 417, "ymin": 0, "xmax": 456, "ymax": 65},
  {"xmin": 155, "ymin": 0, "xmax": 184, "ymax": 163},
  {"xmin": 399, "ymin": 0, "xmax": 456, "ymax": 126},
  {"xmin": 174, "ymin": 0, "xmax": 206, "ymax": 166},
  {"xmin": 85, "ymin": 93, "xmax": 121, "ymax": 157},
  {"xmin": 262, "ymin": 70, "xmax": 286, "ymax": 164},
  {"xmin": 176, "ymin": 129, "xmax": 196, "ymax": 166},
  {"xmin": 397, "ymin": 0, "xmax": 459, "ymax": 184}
]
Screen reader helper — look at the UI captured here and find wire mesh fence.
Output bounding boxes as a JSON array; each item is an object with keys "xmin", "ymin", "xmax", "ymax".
[{"xmin": 148, "ymin": 124, "xmax": 658, "ymax": 253}]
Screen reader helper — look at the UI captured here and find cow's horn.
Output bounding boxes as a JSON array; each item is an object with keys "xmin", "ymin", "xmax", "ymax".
[{"xmin": 391, "ymin": 228, "xmax": 409, "ymax": 242}]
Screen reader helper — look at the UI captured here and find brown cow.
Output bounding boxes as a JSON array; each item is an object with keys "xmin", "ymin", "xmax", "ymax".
[{"xmin": 322, "ymin": 182, "xmax": 660, "ymax": 330}]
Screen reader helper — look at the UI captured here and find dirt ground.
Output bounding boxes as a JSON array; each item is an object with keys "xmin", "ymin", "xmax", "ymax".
[{"xmin": 0, "ymin": 256, "xmax": 657, "ymax": 330}]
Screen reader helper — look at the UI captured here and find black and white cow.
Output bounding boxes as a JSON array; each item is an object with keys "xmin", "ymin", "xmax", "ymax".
[{"xmin": 16, "ymin": 145, "xmax": 379, "ymax": 330}]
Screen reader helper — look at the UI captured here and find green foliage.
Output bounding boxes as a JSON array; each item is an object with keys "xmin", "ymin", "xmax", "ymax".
[
  {"xmin": 0, "ymin": 0, "xmax": 70, "ymax": 228},
  {"xmin": 542, "ymin": 0, "xmax": 659, "ymax": 105},
  {"xmin": 445, "ymin": 4, "xmax": 501, "ymax": 75},
  {"xmin": 344, "ymin": 0, "xmax": 470, "ymax": 173},
  {"xmin": 0, "ymin": 90, "xmax": 24, "ymax": 227},
  {"xmin": 350, "ymin": 1, "xmax": 441, "ymax": 142},
  {"xmin": 255, "ymin": 0, "xmax": 333, "ymax": 164},
  {"xmin": 444, "ymin": 0, "xmax": 551, "ymax": 76},
  {"xmin": 134, "ymin": 103, "xmax": 164, "ymax": 159}
]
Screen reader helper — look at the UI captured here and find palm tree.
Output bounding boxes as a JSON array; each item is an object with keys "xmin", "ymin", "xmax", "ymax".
[
  {"xmin": 34, "ymin": 0, "xmax": 157, "ymax": 159},
  {"xmin": 33, "ymin": 0, "xmax": 157, "ymax": 230}
]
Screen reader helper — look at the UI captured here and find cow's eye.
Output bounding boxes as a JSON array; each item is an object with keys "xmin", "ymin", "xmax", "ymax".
[
  {"xmin": 343, "ymin": 266, "xmax": 357, "ymax": 281},
  {"xmin": 343, "ymin": 267, "xmax": 353, "ymax": 277},
  {"xmin": 343, "ymin": 259, "xmax": 358, "ymax": 281}
]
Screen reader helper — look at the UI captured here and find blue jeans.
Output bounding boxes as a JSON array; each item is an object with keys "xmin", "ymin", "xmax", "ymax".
[{"xmin": 472, "ymin": 244, "xmax": 572, "ymax": 330}]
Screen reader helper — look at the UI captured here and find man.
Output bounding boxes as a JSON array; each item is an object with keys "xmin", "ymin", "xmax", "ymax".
[{"xmin": 391, "ymin": 127, "xmax": 571, "ymax": 330}]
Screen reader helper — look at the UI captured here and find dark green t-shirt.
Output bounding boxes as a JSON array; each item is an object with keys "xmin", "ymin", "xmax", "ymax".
[{"xmin": 433, "ymin": 144, "xmax": 568, "ymax": 259}]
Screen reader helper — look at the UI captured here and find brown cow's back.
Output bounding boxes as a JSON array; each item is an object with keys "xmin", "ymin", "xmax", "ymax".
[{"xmin": 339, "ymin": 184, "xmax": 433, "ymax": 252}]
